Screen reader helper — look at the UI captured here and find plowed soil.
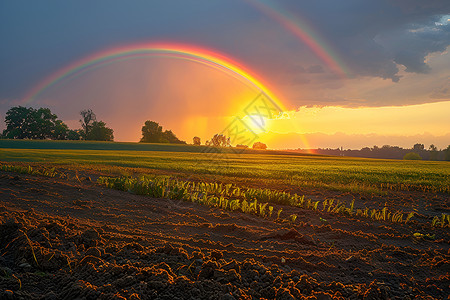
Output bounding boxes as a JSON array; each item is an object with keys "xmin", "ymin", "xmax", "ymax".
[{"xmin": 0, "ymin": 171, "xmax": 449, "ymax": 300}]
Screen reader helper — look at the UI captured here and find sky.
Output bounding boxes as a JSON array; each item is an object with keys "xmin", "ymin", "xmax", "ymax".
[{"xmin": 1, "ymin": 0, "xmax": 449, "ymax": 149}]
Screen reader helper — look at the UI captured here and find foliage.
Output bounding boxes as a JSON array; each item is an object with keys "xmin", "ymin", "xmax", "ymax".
[
  {"xmin": 2, "ymin": 106, "xmax": 71, "ymax": 140},
  {"xmin": 96, "ymin": 174, "xmax": 446, "ymax": 226},
  {"xmin": 86, "ymin": 121, "xmax": 114, "ymax": 141},
  {"xmin": 309, "ymin": 144, "xmax": 447, "ymax": 160},
  {"xmin": 67, "ymin": 129, "xmax": 82, "ymax": 140},
  {"xmin": 431, "ymin": 213, "xmax": 450, "ymax": 228},
  {"xmin": 79, "ymin": 109, "xmax": 113, "ymax": 141},
  {"xmin": 413, "ymin": 143, "xmax": 425, "ymax": 152},
  {"xmin": 205, "ymin": 134, "xmax": 230, "ymax": 147},
  {"xmin": 52, "ymin": 120, "xmax": 69, "ymax": 140},
  {"xmin": 403, "ymin": 152, "xmax": 422, "ymax": 160},
  {"xmin": 444, "ymin": 145, "xmax": 450, "ymax": 161},
  {"xmin": 0, "ymin": 164, "xmax": 59, "ymax": 178},
  {"xmin": 193, "ymin": 136, "xmax": 201, "ymax": 145},
  {"xmin": 140, "ymin": 120, "xmax": 185, "ymax": 144},
  {"xmin": 428, "ymin": 144, "xmax": 438, "ymax": 161},
  {"xmin": 252, "ymin": 142, "xmax": 267, "ymax": 150},
  {"xmin": 79, "ymin": 109, "xmax": 96, "ymax": 138}
]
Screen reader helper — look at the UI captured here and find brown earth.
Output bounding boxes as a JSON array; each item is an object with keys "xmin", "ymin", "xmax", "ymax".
[{"xmin": 0, "ymin": 170, "xmax": 449, "ymax": 300}]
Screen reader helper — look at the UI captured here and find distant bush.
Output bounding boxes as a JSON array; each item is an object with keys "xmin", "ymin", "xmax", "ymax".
[
  {"xmin": 403, "ymin": 152, "xmax": 422, "ymax": 160},
  {"xmin": 193, "ymin": 136, "xmax": 201, "ymax": 145},
  {"xmin": 205, "ymin": 134, "xmax": 230, "ymax": 147},
  {"xmin": 252, "ymin": 142, "xmax": 267, "ymax": 150}
]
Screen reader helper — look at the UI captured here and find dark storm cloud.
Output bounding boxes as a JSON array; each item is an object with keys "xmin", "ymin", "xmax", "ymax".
[{"xmin": 275, "ymin": 0, "xmax": 450, "ymax": 82}]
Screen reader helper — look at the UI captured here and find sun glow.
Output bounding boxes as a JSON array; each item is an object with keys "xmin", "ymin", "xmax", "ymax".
[{"xmin": 241, "ymin": 114, "xmax": 270, "ymax": 135}]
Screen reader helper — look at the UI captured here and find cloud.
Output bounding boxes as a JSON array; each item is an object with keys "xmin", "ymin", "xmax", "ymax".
[
  {"xmin": 377, "ymin": 22, "xmax": 450, "ymax": 74},
  {"xmin": 271, "ymin": 1, "xmax": 450, "ymax": 82},
  {"xmin": 306, "ymin": 65, "xmax": 324, "ymax": 73},
  {"xmin": 430, "ymin": 86, "xmax": 450, "ymax": 99}
]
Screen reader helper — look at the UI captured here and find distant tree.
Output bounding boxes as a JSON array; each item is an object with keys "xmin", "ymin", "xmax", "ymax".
[
  {"xmin": 86, "ymin": 121, "xmax": 114, "ymax": 141},
  {"xmin": 444, "ymin": 145, "xmax": 450, "ymax": 161},
  {"xmin": 163, "ymin": 130, "xmax": 185, "ymax": 144},
  {"xmin": 2, "ymin": 106, "xmax": 69, "ymax": 140},
  {"xmin": 193, "ymin": 136, "xmax": 201, "ymax": 145},
  {"xmin": 252, "ymin": 142, "xmax": 267, "ymax": 150},
  {"xmin": 413, "ymin": 143, "xmax": 425, "ymax": 152},
  {"xmin": 206, "ymin": 134, "xmax": 230, "ymax": 147},
  {"xmin": 429, "ymin": 144, "xmax": 438, "ymax": 161},
  {"xmin": 141, "ymin": 121, "xmax": 163, "ymax": 143},
  {"xmin": 80, "ymin": 109, "xmax": 96, "ymax": 139},
  {"xmin": 403, "ymin": 152, "xmax": 422, "ymax": 160},
  {"xmin": 140, "ymin": 120, "xmax": 185, "ymax": 144}
]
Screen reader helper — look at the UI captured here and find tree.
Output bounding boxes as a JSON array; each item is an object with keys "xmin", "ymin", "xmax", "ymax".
[
  {"xmin": 403, "ymin": 152, "xmax": 422, "ymax": 160},
  {"xmin": 140, "ymin": 120, "xmax": 185, "ymax": 144},
  {"xmin": 163, "ymin": 130, "xmax": 185, "ymax": 144},
  {"xmin": 193, "ymin": 136, "xmax": 201, "ymax": 145},
  {"xmin": 252, "ymin": 142, "xmax": 267, "ymax": 150},
  {"xmin": 429, "ymin": 144, "xmax": 438, "ymax": 161},
  {"xmin": 413, "ymin": 143, "xmax": 424, "ymax": 152},
  {"xmin": 86, "ymin": 121, "xmax": 114, "ymax": 141},
  {"xmin": 80, "ymin": 109, "xmax": 96, "ymax": 139},
  {"xmin": 206, "ymin": 134, "xmax": 230, "ymax": 147},
  {"xmin": 141, "ymin": 121, "xmax": 162, "ymax": 143},
  {"xmin": 444, "ymin": 145, "xmax": 450, "ymax": 161},
  {"xmin": 2, "ymin": 106, "xmax": 68, "ymax": 140}
]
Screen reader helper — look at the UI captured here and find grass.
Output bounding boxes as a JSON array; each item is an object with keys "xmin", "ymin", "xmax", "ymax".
[{"xmin": 1, "ymin": 139, "xmax": 449, "ymax": 195}]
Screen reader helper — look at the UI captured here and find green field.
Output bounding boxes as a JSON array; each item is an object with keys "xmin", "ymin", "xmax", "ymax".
[{"xmin": 1, "ymin": 139, "xmax": 449, "ymax": 194}]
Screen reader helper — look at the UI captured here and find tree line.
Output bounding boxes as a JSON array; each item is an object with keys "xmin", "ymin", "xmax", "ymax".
[
  {"xmin": 0, "ymin": 106, "xmax": 188, "ymax": 144},
  {"xmin": 296, "ymin": 144, "xmax": 450, "ymax": 161},
  {"xmin": 1, "ymin": 106, "xmax": 114, "ymax": 141},
  {"xmin": 192, "ymin": 134, "xmax": 267, "ymax": 149}
]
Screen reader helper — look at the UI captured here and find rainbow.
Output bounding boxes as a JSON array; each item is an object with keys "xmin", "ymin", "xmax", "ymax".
[
  {"xmin": 22, "ymin": 42, "xmax": 286, "ymax": 111},
  {"xmin": 247, "ymin": 0, "xmax": 350, "ymax": 77},
  {"xmin": 22, "ymin": 42, "xmax": 313, "ymax": 150}
]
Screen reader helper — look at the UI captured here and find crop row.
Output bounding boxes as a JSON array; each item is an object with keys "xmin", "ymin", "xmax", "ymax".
[
  {"xmin": 97, "ymin": 175, "xmax": 438, "ymax": 226},
  {"xmin": 1, "ymin": 163, "xmax": 448, "ymax": 228},
  {"xmin": 0, "ymin": 165, "xmax": 59, "ymax": 178}
]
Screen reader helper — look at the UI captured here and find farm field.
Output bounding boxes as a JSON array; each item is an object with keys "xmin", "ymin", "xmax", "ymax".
[
  {"xmin": 1, "ymin": 140, "xmax": 449, "ymax": 196},
  {"xmin": 0, "ymin": 140, "xmax": 449, "ymax": 299}
]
